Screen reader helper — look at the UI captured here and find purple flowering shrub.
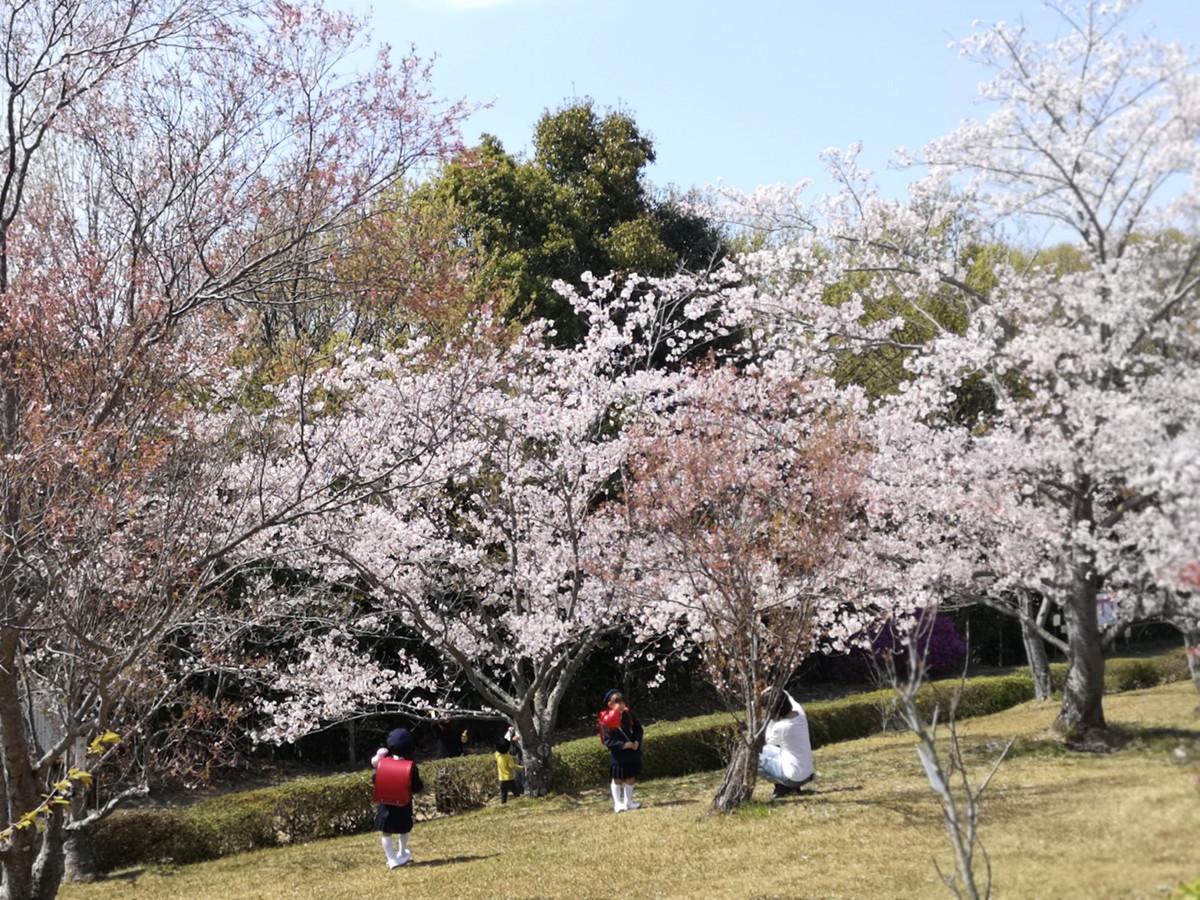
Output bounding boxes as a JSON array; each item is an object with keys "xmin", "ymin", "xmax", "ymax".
[
  {"xmin": 805, "ymin": 612, "xmax": 967, "ymax": 683},
  {"xmin": 873, "ymin": 613, "xmax": 967, "ymax": 676}
]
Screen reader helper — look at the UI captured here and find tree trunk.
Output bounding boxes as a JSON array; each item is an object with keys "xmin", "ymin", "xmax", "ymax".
[
  {"xmin": 55, "ymin": 741, "xmax": 99, "ymax": 886},
  {"xmin": 521, "ymin": 741, "xmax": 553, "ymax": 798},
  {"xmin": 1181, "ymin": 626, "xmax": 1200, "ymax": 713},
  {"xmin": 31, "ymin": 808, "xmax": 64, "ymax": 900},
  {"xmin": 0, "ymin": 638, "xmax": 41, "ymax": 900},
  {"xmin": 62, "ymin": 827, "xmax": 98, "ymax": 885},
  {"xmin": 712, "ymin": 739, "xmax": 757, "ymax": 813},
  {"xmin": 514, "ymin": 713, "xmax": 553, "ymax": 798},
  {"xmin": 1020, "ymin": 616, "xmax": 1053, "ymax": 701},
  {"xmin": 1055, "ymin": 575, "xmax": 1107, "ymax": 737}
]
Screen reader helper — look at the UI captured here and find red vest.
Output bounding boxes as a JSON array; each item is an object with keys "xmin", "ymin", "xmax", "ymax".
[{"xmin": 374, "ymin": 757, "xmax": 413, "ymax": 806}]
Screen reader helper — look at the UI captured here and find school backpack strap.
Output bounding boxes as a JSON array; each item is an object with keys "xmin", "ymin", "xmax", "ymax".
[{"xmin": 373, "ymin": 757, "xmax": 414, "ymax": 806}]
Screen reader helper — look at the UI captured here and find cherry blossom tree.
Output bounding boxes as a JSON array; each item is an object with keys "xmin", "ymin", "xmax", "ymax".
[
  {"xmin": 704, "ymin": 0, "xmax": 1199, "ymax": 739},
  {"xmin": 0, "ymin": 2, "xmax": 464, "ymax": 894},
  {"xmin": 220, "ymin": 326, "xmax": 516, "ymax": 741},
  {"xmin": 248, "ymin": 274, "xmax": 742, "ymax": 796},
  {"xmin": 1179, "ymin": 561, "xmax": 1200, "ymax": 703},
  {"xmin": 619, "ymin": 366, "xmax": 869, "ymax": 811},
  {"xmin": 1129, "ymin": 433, "xmax": 1200, "ymax": 702},
  {"xmin": 890, "ymin": 0, "xmax": 1197, "ymax": 737}
]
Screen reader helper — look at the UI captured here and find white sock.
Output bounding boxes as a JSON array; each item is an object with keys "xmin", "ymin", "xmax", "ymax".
[
  {"xmin": 610, "ymin": 780, "xmax": 625, "ymax": 811},
  {"xmin": 381, "ymin": 834, "xmax": 397, "ymax": 865},
  {"xmin": 623, "ymin": 783, "xmax": 639, "ymax": 809},
  {"xmin": 398, "ymin": 832, "xmax": 409, "ymax": 856}
]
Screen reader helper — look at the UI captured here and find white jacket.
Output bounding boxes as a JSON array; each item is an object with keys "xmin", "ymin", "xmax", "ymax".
[{"xmin": 764, "ymin": 692, "xmax": 814, "ymax": 783}]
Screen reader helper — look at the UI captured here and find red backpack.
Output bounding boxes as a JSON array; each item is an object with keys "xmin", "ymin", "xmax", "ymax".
[{"xmin": 374, "ymin": 757, "xmax": 414, "ymax": 806}]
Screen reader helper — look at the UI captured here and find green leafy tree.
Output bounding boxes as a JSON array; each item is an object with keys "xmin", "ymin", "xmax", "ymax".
[{"xmin": 431, "ymin": 100, "xmax": 725, "ymax": 342}]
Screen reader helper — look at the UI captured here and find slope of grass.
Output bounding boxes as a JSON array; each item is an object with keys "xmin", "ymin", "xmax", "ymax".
[
  {"xmin": 64, "ymin": 682, "xmax": 1200, "ymax": 900},
  {"xmin": 88, "ymin": 647, "xmax": 1190, "ymax": 874}
]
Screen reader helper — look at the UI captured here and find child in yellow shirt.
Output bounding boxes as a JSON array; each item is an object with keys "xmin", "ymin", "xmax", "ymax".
[{"xmin": 494, "ymin": 739, "xmax": 523, "ymax": 804}]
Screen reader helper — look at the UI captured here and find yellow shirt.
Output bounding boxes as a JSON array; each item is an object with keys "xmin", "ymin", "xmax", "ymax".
[{"xmin": 495, "ymin": 751, "xmax": 522, "ymax": 781}]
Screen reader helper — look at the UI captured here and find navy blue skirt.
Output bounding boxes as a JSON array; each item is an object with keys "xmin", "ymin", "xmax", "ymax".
[
  {"xmin": 610, "ymin": 758, "xmax": 641, "ymax": 780},
  {"xmin": 375, "ymin": 802, "xmax": 414, "ymax": 835}
]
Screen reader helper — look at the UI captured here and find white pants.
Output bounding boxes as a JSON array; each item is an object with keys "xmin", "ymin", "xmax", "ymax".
[{"xmin": 758, "ymin": 745, "xmax": 808, "ymax": 787}]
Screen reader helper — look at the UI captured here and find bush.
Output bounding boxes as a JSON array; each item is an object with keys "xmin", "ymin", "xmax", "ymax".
[
  {"xmin": 91, "ymin": 756, "xmax": 495, "ymax": 872},
  {"xmin": 91, "ymin": 648, "xmax": 1188, "ymax": 873},
  {"xmin": 873, "ymin": 613, "xmax": 968, "ymax": 676},
  {"xmin": 93, "ymin": 809, "xmax": 195, "ymax": 871},
  {"xmin": 1039, "ymin": 651, "xmax": 1190, "ymax": 694},
  {"xmin": 548, "ymin": 673, "xmax": 1039, "ymax": 794},
  {"xmin": 426, "ymin": 754, "xmax": 494, "ymax": 816},
  {"xmin": 1104, "ymin": 654, "xmax": 1188, "ymax": 691},
  {"xmin": 92, "ymin": 773, "xmax": 375, "ymax": 871},
  {"xmin": 547, "ymin": 650, "xmax": 1188, "ymax": 792},
  {"xmin": 550, "ymin": 712, "xmax": 736, "ymax": 793}
]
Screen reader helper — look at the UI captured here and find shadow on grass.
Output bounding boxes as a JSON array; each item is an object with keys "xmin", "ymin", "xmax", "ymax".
[
  {"xmin": 733, "ymin": 802, "xmax": 773, "ymax": 819},
  {"xmin": 800, "ymin": 784, "xmax": 864, "ymax": 797},
  {"xmin": 409, "ymin": 853, "xmax": 495, "ymax": 869},
  {"xmin": 823, "ymin": 771, "xmax": 1136, "ymax": 830},
  {"xmin": 538, "ymin": 791, "xmax": 618, "ymax": 810},
  {"xmin": 1112, "ymin": 724, "xmax": 1200, "ymax": 746},
  {"xmin": 829, "ymin": 794, "xmax": 931, "ymax": 827},
  {"xmin": 758, "ymin": 784, "xmax": 865, "ymax": 808},
  {"xmin": 93, "ymin": 868, "xmax": 147, "ymax": 885},
  {"xmin": 991, "ymin": 722, "xmax": 1200, "ymax": 759}
]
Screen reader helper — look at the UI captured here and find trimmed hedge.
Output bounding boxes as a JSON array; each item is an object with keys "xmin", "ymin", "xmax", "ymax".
[
  {"xmin": 548, "ymin": 651, "xmax": 1190, "ymax": 794},
  {"xmin": 92, "ymin": 758, "xmax": 496, "ymax": 872},
  {"xmin": 1100, "ymin": 654, "xmax": 1189, "ymax": 692},
  {"xmin": 91, "ymin": 647, "xmax": 1189, "ymax": 872},
  {"xmin": 549, "ymin": 673, "xmax": 1042, "ymax": 794},
  {"xmin": 550, "ymin": 710, "xmax": 732, "ymax": 793}
]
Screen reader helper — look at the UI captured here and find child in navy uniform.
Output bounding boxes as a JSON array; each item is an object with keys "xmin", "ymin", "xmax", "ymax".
[
  {"xmin": 370, "ymin": 728, "xmax": 424, "ymax": 869},
  {"xmin": 599, "ymin": 689, "xmax": 644, "ymax": 813}
]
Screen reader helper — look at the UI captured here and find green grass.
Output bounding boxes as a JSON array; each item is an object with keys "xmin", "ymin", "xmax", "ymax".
[
  {"xmin": 64, "ymin": 682, "xmax": 1200, "ymax": 899},
  {"xmin": 85, "ymin": 647, "xmax": 1189, "ymax": 873}
]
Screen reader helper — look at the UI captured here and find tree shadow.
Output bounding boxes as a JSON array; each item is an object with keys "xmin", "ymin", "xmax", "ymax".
[
  {"xmin": 1122, "ymin": 725, "xmax": 1200, "ymax": 741},
  {"xmin": 550, "ymin": 792, "xmax": 586, "ymax": 808},
  {"xmin": 767, "ymin": 783, "xmax": 865, "ymax": 802},
  {"xmin": 830, "ymin": 795, "xmax": 929, "ymax": 827},
  {"xmin": 799, "ymin": 784, "xmax": 864, "ymax": 797},
  {"xmin": 92, "ymin": 868, "xmax": 147, "ymax": 885},
  {"xmin": 409, "ymin": 853, "xmax": 494, "ymax": 869},
  {"xmin": 1063, "ymin": 722, "xmax": 1200, "ymax": 754}
]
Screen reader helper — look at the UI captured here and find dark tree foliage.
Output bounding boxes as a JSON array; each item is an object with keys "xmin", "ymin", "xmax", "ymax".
[{"xmin": 432, "ymin": 100, "xmax": 726, "ymax": 343}]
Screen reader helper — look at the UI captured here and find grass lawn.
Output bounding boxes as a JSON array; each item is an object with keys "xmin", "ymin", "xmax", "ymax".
[{"xmin": 64, "ymin": 682, "xmax": 1200, "ymax": 900}]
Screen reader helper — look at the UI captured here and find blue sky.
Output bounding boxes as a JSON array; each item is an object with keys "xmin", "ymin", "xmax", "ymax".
[{"xmin": 333, "ymin": 0, "xmax": 1199, "ymax": 198}]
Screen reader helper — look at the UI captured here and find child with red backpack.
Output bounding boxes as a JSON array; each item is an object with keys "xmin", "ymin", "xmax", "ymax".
[
  {"xmin": 370, "ymin": 728, "xmax": 424, "ymax": 869},
  {"xmin": 598, "ymin": 689, "xmax": 644, "ymax": 813}
]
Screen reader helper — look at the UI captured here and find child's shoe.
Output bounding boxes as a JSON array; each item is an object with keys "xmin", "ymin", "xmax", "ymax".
[
  {"xmin": 389, "ymin": 850, "xmax": 412, "ymax": 869},
  {"xmin": 770, "ymin": 783, "xmax": 796, "ymax": 802}
]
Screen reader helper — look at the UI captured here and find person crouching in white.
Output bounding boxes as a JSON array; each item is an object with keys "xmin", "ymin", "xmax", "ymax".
[{"xmin": 758, "ymin": 689, "xmax": 814, "ymax": 801}]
